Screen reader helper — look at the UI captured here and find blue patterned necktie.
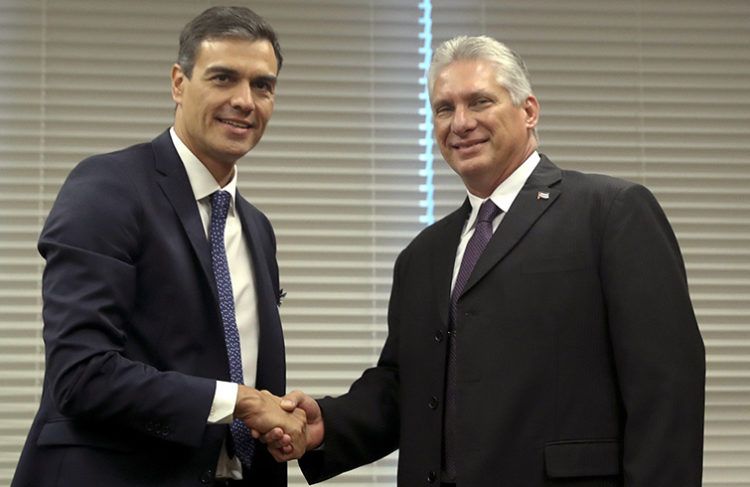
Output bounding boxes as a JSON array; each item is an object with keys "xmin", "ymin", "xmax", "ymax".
[
  {"xmin": 443, "ymin": 199, "xmax": 502, "ymax": 480},
  {"xmin": 209, "ymin": 190, "xmax": 255, "ymax": 467}
]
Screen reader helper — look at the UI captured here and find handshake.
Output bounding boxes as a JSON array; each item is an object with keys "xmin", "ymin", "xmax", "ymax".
[{"xmin": 234, "ymin": 386, "xmax": 324, "ymax": 462}]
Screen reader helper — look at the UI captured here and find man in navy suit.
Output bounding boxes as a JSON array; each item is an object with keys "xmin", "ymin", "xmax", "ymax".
[
  {"xmin": 13, "ymin": 6, "xmax": 304, "ymax": 486},
  {"xmin": 267, "ymin": 36, "xmax": 705, "ymax": 487}
]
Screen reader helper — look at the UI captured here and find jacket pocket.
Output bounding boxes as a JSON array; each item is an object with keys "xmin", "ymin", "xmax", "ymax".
[
  {"xmin": 544, "ymin": 439, "xmax": 621, "ymax": 478},
  {"xmin": 37, "ymin": 419, "xmax": 136, "ymax": 452}
]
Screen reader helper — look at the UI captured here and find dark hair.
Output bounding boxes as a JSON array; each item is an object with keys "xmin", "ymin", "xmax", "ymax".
[{"xmin": 177, "ymin": 6, "xmax": 283, "ymax": 78}]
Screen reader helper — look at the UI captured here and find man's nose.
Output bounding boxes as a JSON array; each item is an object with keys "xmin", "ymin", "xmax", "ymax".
[
  {"xmin": 231, "ymin": 83, "xmax": 255, "ymax": 112},
  {"xmin": 451, "ymin": 105, "xmax": 476, "ymax": 134}
]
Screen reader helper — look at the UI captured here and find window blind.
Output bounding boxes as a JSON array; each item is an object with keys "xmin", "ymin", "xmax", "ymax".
[
  {"xmin": 431, "ymin": 1, "xmax": 750, "ymax": 485},
  {"xmin": 257, "ymin": 2, "xmax": 424, "ymax": 484},
  {"xmin": 0, "ymin": 0, "xmax": 45, "ymax": 480}
]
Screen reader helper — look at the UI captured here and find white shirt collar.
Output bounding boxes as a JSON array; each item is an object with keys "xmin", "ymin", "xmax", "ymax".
[
  {"xmin": 169, "ymin": 127, "xmax": 239, "ymax": 212},
  {"xmin": 463, "ymin": 151, "xmax": 541, "ymax": 235}
]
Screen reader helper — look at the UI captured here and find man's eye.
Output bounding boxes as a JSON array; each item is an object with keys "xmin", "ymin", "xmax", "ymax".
[
  {"xmin": 213, "ymin": 75, "xmax": 231, "ymax": 84},
  {"xmin": 254, "ymin": 80, "xmax": 273, "ymax": 92}
]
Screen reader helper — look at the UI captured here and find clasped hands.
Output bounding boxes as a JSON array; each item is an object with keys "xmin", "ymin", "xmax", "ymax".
[{"xmin": 234, "ymin": 386, "xmax": 323, "ymax": 462}]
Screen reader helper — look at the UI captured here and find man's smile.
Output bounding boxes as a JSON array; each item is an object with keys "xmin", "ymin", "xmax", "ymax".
[{"xmin": 217, "ymin": 117, "xmax": 253, "ymax": 129}]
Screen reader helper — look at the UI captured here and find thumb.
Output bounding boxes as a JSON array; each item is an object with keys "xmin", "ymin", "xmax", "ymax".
[{"xmin": 279, "ymin": 389, "xmax": 306, "ymax": 411}]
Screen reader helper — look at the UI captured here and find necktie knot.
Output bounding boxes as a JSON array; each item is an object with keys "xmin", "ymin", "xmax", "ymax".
[{"xmin": 477, "ymin": 199, "xmax": 500, "ymax": 224}]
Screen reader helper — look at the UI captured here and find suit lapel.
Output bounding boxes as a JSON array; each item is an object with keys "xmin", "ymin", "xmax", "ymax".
[
  {"xmin": 432, "ymin": 199, "xmax": 472, "ymax": 327},
  {"xmin": 151, "ymin": 130, "xmax": 218, "ymax": 301},
  {"xmin": 460, "ymin": 155, "xmax": 563, "ymax": 298},
  {"xmin": 235, "ymin": 195, "xmax": 285, "ymax": 393}
]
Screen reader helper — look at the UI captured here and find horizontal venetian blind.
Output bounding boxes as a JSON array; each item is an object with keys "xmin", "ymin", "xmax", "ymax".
[
  {"xmin": 431, "ymin": 0, "xmax": 750, "ymax": 485},
  {"xmin": 0, "ymin": 1, "xmax": 425, "ymax": 485},
  {"xmin": 0, "ymin": 0, "xmax": 45, "ymax": 482},
  {"xmin": 257, "ymin": 2, "xmax": 423, "ymax": 485}
]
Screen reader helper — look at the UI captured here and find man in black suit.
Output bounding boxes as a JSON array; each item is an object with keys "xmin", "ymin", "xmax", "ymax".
[
  {"xmin": 13, "ymin": 6, "xmax": 305, "ymax": 486},
  {"xmin": 267, "ymin": 35, "xmax": 706, "ymax": 487}
]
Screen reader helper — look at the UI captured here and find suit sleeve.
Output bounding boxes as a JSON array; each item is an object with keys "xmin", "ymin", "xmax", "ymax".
[
  {"xmin": 38, "ymin": 157, "xmax": 215, "ymax": 447},
  {"xmin": 299, "ymin": 252, "xmax": 405, "ymax": 483},
  {"xmin": 600, "ymin": 183, "xmax": 705, "ymax": 486}
]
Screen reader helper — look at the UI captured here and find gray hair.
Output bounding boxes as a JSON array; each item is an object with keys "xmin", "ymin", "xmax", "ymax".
[
  {"xmin": 428, "ymin": 35, "xmax": 537, "ymax": 140},
  {"xmin": 428, "ymin": 35, "xmax": 533, "ymax": 106}
]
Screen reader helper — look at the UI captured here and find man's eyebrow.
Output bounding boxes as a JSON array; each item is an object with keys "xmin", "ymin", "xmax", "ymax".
[
  {"xmin": 204, "ymin": 65, "xmax": 240, "ymax": 77},
  {"xmin": 203, "ymin": 66, "xmax": 277, "ymax": 85},
  {"xmin": 432, "ymin": 98, "xmax": 451, "ymax": 108},
  {"xmin": 253, "ymin": 74, "xmax": 278, "ymax": 85}
]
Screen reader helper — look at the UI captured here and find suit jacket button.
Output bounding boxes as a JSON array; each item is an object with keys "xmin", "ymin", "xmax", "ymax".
[
  {"xmin": 427, "ymin": 470, "xmax": 437, "ymax": 483},
  {"xmin": 199, "ymin": 469, "xmax": 214, "ymax": 484},
  {"xmin": 434, "ymin": 330, "xmax": 444, "ymax": 342},
  {"xmin": 428, "ymin": 396, "xmax": 439, "ymax": 409}
]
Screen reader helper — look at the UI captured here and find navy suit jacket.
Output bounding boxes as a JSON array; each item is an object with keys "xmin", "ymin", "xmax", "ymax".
[
  {"xmin": 12, "ymin": 130, "xmax": 287, "ymax": 486},
  {"xmin": 300, "ymin": 155, "xmax": 705, "ymax": 486}
]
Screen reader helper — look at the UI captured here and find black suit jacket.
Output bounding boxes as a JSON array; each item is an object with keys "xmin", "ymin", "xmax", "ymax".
[
  {"xmin": 12, "ymin": 130, "xmax": 287, "ymax": 486},
  {"xmin": 300, "ymin": 155, "xmax": 705, "ymax": 486}
]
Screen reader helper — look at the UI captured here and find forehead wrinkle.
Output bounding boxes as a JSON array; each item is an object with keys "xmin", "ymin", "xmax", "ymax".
[{"xmin": 434, "ymin": 65, "xmax": 509, "ymax": 107}]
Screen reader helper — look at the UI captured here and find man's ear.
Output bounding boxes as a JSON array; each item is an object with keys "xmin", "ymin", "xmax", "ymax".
[
  {"xmin": 524, "ymin": 95, "xmax": 540, "ymax": 130},
  {"xmin": 171, "ymin": 63, "xmax": 186, "ymax": 104}
]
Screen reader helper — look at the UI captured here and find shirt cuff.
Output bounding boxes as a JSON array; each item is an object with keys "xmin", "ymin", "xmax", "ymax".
[{"xmin": 208, "ymin": 381, "xmax": 238, "ymax": 424}]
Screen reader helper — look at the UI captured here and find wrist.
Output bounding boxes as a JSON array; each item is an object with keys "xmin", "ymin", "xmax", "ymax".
[
  {"xmin": 234, "ymin": 385, "xmax": 261, "ymax": 419},
  {"xmin": 308, "ymin": 408, "xmax": 325, "ymax": 450},
  {"xmin": 309, "ymin": 427, "xmax": 325, "ymax": 451}
]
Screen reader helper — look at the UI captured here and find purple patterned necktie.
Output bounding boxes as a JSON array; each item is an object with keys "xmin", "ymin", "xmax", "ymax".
[
  {"xmin": 209, "ymin": 190, "xmax": 255, "ymax": 467},
  {"xmin": 443, "ymin": 199, "xmax": 502, "ymax": 480}
]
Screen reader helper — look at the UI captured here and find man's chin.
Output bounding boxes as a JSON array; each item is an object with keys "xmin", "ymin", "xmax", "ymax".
[
  {"xmin": 220, "ymin": 141, "xmax": 257, "ymax": 161},
  {"xmin": 448, "ymin": 155, "xmax": 489, "ymax": 175}
]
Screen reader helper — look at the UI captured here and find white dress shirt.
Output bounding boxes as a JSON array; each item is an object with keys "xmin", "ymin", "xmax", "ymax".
[
  {"xmin": 170, "ymin": 128, "xmax": 259, "ymax": 479},
  {"xmin": 451, "ymin": 151, "xmax": 541, "ymax": 291}
]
